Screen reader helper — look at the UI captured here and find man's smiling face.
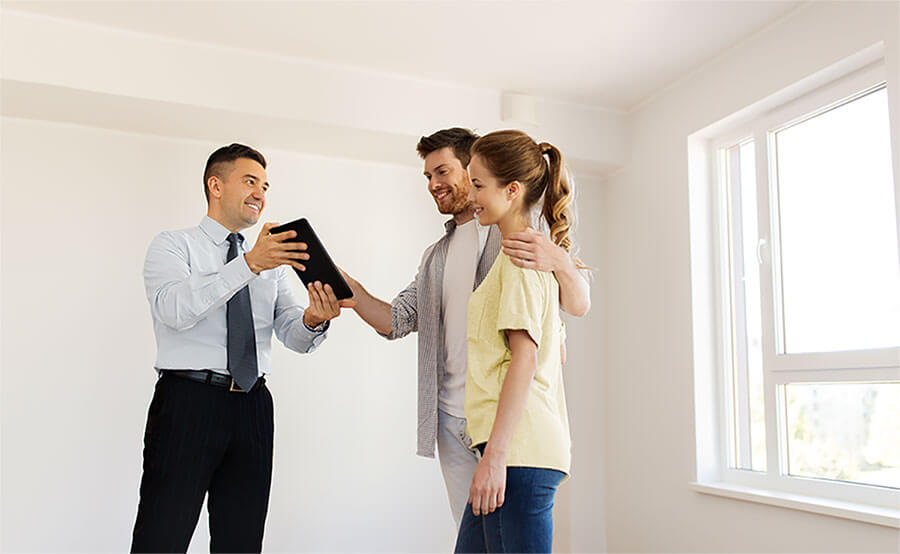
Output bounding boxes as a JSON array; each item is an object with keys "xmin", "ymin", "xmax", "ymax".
[
  {"xmin": 423, "ymin": 147, "xmax": 473, "ymax": 216},
  {"xmin": 213, "ymin": 157, "xmax": 269, "ymax": 231}
]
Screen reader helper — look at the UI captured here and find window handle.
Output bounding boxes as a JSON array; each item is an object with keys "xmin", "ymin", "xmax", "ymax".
[{"xmin": 757, "ymin": 238, "xmax": 768, "ymax": 265}]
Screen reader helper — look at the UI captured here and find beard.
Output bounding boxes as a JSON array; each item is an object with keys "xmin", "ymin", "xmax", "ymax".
[{"xmin": 436, "ymin": 186, "xmax": 472, "ymax": 215}]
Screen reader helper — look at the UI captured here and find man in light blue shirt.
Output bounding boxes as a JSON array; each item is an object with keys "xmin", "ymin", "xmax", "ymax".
[{"xmin": 131, "ymin": 143, "xmax": 354, "ymax": 553}]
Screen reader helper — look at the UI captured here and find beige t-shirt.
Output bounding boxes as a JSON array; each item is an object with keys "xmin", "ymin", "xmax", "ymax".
[
  {"xmin": 440, "ymin": 220, "xmax": 489, "ymax": 417},
  {"xmin": 465, "ymin": 251, "xmax": 571, "ymax": 474}
]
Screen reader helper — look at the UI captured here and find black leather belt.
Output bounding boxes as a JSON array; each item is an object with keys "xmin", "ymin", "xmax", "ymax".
[{"xmin": 162, "ymin": 370, "xmax": 265, "ymax": 392}]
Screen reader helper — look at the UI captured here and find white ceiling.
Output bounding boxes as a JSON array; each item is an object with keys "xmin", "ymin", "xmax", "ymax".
[{"xmin": 4, "ymin": 0, "xmax": 802, "ymax": 111}]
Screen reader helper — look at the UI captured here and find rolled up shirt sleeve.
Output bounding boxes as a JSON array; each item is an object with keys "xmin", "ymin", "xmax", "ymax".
[
  {"xmin": 144, "ymin": 231, "xmax": 257, "ymax": 332},
  {"xmin": 496, "ymin": 258, "xmax": 546, "ymax": 350},
  {"xmin": 379, "ymin": 245, "xmax": 436, "ymax": 340},
  {"xmin": 383, "ymin": 278, "xmax": 418, "ymax": 340}
]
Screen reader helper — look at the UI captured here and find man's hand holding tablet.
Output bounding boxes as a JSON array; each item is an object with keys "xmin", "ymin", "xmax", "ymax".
[
  {"xmin": 244, "ymin": 222, "xmax": 310, "ymax": 274},
  {"xmin": 267, "ymin": 218, "xmax": 356, "ymax": 327},
  {"xmin": 302, "ymin": 281, "xmax": 356, "ymax": 327}
]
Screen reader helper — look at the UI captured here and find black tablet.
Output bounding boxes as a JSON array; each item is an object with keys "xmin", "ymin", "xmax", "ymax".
[{"xmin": 269, "ymin": 218, "xmax": 353, "ymax": 300}]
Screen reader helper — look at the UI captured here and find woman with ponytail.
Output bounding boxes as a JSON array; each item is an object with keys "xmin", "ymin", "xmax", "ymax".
[{"xmin": 456, "ymin": 130, "xmax": 581, "ymax": 553}]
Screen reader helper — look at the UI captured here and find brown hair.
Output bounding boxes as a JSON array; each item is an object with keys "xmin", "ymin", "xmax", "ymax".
[
  {"xmin": 203, "ymin": 143, "xmax": 267, "ymax": 202},
  {"xmin": 416, "ymin": 127, "xmax": 479, "ymax": 167},
  {"xmin": 471, "ymin": 130, "xmax": 584, "ymax": 266}
]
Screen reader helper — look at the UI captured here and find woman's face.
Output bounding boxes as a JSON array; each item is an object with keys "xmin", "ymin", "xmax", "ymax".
[{"xmin": 468, "ymin": 154, "xmax": 514, "ymax": 227}]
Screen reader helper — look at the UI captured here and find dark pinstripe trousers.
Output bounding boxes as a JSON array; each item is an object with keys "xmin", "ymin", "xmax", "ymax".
[{"xmin": 130, "ymin": 372, "xmax": 274, "ymax": 553}]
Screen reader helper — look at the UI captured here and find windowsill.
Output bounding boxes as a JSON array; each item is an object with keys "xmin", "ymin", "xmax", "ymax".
[{"xmin": 689, "ymin": 481, "xmax": 900, "ymax": 528}]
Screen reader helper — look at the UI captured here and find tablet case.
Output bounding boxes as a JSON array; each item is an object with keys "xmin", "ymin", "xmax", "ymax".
[{"xmin": 269, "ymin": 218, "xmax": 354, "ymax": 300}]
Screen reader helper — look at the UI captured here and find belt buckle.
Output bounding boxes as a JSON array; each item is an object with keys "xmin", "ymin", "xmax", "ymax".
[{"xmin": 229, "ymin": 378, "xmax": 245, "ymax": 393}]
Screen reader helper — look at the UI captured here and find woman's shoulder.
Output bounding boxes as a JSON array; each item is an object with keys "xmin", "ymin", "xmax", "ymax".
[{"xmin": 498, "ymin": 252, "xmax": 553, "ymax": 288}]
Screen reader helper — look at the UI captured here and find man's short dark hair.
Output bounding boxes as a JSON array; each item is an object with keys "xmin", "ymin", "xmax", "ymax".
[
  {"xmin": 416, "ymin": 128, "xmax": 479, "ymax": 167},
  {"xmin": 203, "ymin": 143, "xmax": 267, "ymax": 202}
]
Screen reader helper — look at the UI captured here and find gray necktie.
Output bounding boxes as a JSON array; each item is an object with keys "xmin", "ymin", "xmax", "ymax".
[{"xmin": 226, "ymin": 233, "xmax": 258, "ymax": 392}]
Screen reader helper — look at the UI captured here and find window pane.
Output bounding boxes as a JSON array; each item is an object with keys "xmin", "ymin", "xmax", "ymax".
[
  {"xmin": 774, "ymin": 87, "xmax": 900, "ymax": 354},
  {"xmin": 786, "ymin": 382, "xmax": 900, "ymax": 489},
  {"xmin": 726, "ymin": 141, "xmax": 766, "ymax": 471}
]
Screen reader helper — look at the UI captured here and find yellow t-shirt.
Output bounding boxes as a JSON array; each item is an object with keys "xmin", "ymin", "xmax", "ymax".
[{"xmin": 465, "ymin": 251, "xmax": 571, "ymax": 475}]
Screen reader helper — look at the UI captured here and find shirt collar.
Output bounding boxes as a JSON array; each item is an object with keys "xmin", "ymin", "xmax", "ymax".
[
  {"xmin": 445, "ymin": 217, "xmax": 488, "ymax": 236},
  {"xmin": 199, "ymin": 215, "xmax": 244, "ymax": 246}
]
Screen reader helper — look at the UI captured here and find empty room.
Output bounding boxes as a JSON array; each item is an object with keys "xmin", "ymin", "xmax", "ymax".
[{"xmin": 1, "ymin": 1, "xmax": 898, "ymax": 552}]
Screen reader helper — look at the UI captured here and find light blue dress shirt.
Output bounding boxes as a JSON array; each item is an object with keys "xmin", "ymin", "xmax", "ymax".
[{"xmin": 143, "ymin": 216, "xmax": 328, "ymax": 376}]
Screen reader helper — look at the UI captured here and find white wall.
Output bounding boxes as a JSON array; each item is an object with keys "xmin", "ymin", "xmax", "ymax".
[
  {"xmin": 601, "ymin": 2, "xmax": 900, "ymax": 552},
  {"xmin": 554, "ymin": 177, "xmax": 609, "ymax": 553},
  {"xmin": 0, "ymin": 8, "xmax": 626, "ymax": 176},
  {"xmin": 0, "ymin": 117, "xmax": 464, "ymax": 552}
]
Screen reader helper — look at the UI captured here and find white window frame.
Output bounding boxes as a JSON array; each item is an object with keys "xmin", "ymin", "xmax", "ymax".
[{"xmin": 688, "ymin": 46, "xmax": 900, "ymax": 529}]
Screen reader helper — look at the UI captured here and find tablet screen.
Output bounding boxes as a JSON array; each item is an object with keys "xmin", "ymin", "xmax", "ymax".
[{"xmin": 269, "ymin": 218, "xmax": 353, "ymax": 300}]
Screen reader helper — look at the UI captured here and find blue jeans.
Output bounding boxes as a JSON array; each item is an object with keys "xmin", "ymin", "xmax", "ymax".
[{"xmin": 454, "ymin": 462, "xmax": 565, "ymax": 553}]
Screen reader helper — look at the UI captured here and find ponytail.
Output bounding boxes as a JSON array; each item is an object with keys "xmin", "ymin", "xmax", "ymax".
[
  {"xmin": 539, "ymin": 142, "xmax": 587, "ymax": 269},
  {"xmin": 538, "ymin": 142, "xmax": 572, "ymax": 251}
]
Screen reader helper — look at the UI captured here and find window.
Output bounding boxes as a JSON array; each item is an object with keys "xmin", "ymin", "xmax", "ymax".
[
  {"xmin": 723, "ymin": 140, "xmax": 767, "ymax": 473},
  {"xmin": 690, "ymin": 57, "xmax": 900, "ymax": 527},
  {"xmin": 773, "ymin": 86, "xmax": 899, "ymax": 355},
  {"xmin": 785, "ymin": 382, "xmax": 899, "ymax": 489}
]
